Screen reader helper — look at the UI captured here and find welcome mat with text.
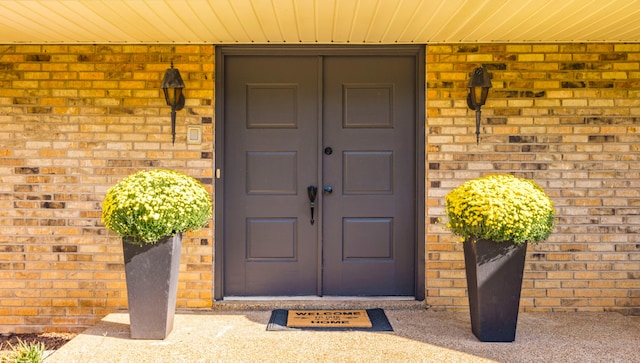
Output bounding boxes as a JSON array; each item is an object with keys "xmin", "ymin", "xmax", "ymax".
[{"xmin": 267, "ymin": 309, "xmax": 393, "ymax": 331}]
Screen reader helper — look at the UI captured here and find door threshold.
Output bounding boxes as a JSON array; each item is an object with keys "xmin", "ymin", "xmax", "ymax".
[
  {"xmin": 223, "ymin": 296, "xmax": 415, "ymax": 301},
  {"xmin": 213, "ymin": 296, "xmax": 425, "ymax": 311}
]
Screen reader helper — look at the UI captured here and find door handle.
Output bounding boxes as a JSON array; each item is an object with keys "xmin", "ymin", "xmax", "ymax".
[
  {"xmin": 307, "ymin": 185, "xmax": 318, "ymax": 225},
  {"xmin": 323, "ymin": 186, "xmax": 333, "ymax": 194}
]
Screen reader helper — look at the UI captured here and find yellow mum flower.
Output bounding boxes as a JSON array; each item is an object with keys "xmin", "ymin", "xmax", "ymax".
[
  {"xmin": 444, "ymin": 174, "xmax": 555, "ymax": 244},
  {"xmin": 101, "ymin": 169, "xmax": 212, "ymax": 246}
]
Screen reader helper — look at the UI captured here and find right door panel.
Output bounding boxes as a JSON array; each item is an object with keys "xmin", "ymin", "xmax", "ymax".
[{"xmin": 322, "ymin": 56, "xmax": 416, "ymax": 296}]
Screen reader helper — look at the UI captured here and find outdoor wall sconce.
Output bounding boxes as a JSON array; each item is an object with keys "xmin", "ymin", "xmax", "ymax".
[
  {"xmin": 161, "ymin": 61, "xmax": 185, "ymax": 144},
  {"xmin": 466, "ymin": 65, "xmax": 492, "ymax": 144}
]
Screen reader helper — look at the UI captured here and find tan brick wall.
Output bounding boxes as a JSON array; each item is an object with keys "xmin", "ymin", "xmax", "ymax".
[
  {"xmin": 426, "ymin": 43, "xmax": 640, "ymax": 313},
  {"xmin": 1, "ymin": 42, "xmax": 639, "ymax": 334},
  {"xmin": 0, "ymin": 44, "xmax": 214, "ymax": 333}
]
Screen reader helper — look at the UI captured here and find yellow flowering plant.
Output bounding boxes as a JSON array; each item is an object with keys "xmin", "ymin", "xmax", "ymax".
[
  {"xmin": 101, "ymin": 169, "xmax": 212, "ymax": 245},
  {"xmin": 445, "ymin": 174, "xmax": 554, "ymax": 244}
]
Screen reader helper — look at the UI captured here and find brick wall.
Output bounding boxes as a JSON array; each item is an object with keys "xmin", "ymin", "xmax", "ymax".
[
  {"xmin": 1, "ymin": 42, "xmax": 639, "ymax": 334},
  {"xmin": 426, "ymin": 43, "xmax": 640, "ymax": 314},
  {"xmin": 0, "ymin": 44, "xmax": 214, "ymax": 333}
]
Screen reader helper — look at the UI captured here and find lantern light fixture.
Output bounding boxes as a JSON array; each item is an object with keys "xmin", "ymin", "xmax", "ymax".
[
  {"xmin": 161, "ymin": 60, "xmax": 185, "ymax": 144},
  {"xmin": 466, "ymin": 65, "xmax": 492, "ymax": 144}
]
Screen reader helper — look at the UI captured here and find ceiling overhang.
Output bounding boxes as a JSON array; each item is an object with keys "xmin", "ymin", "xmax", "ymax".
[{"xmin": 1, "ymin": 0, "xmax": 639, "ymax": 44}]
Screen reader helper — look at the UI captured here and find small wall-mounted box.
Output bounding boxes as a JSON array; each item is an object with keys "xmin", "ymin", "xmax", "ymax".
[{"xmin": 186, "ymin": 125, "xmax": 202, "ymax": 145}]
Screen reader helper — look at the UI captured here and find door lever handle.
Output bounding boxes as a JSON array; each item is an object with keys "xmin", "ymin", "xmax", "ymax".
[{"xmin": 307, "ymin": 185, "xmax": 318, "ymax": 225}]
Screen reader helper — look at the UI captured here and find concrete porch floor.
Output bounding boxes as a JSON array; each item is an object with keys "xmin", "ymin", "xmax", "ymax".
[{"xmin": 46, "ymin": 303, "xmax": 639, "ymax": 363}]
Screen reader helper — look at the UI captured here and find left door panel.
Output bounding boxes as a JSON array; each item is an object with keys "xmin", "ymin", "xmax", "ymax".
[{"xmin": 223, "ymin": 56, "xmax": 319, "ymax": 296}]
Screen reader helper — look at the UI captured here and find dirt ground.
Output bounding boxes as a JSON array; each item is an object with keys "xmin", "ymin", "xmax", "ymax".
[{"xmin": 0, "ymin": 332, "xmax": 76, "ymax": 352}]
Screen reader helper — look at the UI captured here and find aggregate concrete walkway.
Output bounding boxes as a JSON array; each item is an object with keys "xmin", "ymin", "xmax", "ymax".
[{"xmin": 46, "ymin": 308, "xmax": 639, "ymax": 363}]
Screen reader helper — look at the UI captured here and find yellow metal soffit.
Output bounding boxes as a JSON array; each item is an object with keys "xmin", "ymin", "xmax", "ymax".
[{"xmin": 0, "ymin": 0, "xmax": 639, "ymax": 44}]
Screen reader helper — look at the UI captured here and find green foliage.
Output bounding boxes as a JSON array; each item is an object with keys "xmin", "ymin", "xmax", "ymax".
[
  {"xmin": 445, "ymin": 174, "xmax": 555, "ymax": 244},
  {"xmin": 0, "ymin": 339, "xmax": 45, "ymax": 363},
  {"xmin": 101, "ymin": 169, "xmax": 212, "ymax": 245}
]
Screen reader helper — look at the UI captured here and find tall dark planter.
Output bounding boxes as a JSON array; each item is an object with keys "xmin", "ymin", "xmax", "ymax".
[
  {"xmin": 122, "ymin": 233, "xmax": 182, "ymax": 340},
  {"xmin": 463, "ymin": 238, "xmax": 527, "ymax": 342}
]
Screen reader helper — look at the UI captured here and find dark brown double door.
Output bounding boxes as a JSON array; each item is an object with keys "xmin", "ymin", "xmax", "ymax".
[{"xmin": 223, "ymin": 51, "xmax": 417, "ymax": 297}]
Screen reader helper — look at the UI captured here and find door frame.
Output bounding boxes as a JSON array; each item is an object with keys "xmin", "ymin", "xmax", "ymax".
[{"xmin": 214, "ymin": 45, "xmax": 425, "ymax": 301}]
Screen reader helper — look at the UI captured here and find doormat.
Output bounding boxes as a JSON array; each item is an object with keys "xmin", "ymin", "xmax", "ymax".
[{"xmin": 267, "ymin": 308, "xmax": 393, "ymax": 331}]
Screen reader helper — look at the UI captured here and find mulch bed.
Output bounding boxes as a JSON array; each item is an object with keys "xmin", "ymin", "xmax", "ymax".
[{"xmin": 0, "ymin": 332, "xmax": 77, "ymax": 351}]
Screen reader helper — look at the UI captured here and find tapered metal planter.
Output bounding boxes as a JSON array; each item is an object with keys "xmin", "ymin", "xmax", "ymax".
[
  {"xmin": 463, "ymin": 238, "xmax": 527, "ymax": 342},
  {"xmin": 122, "ymin": 233, "xmax": 182, "ymax": 340}
]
